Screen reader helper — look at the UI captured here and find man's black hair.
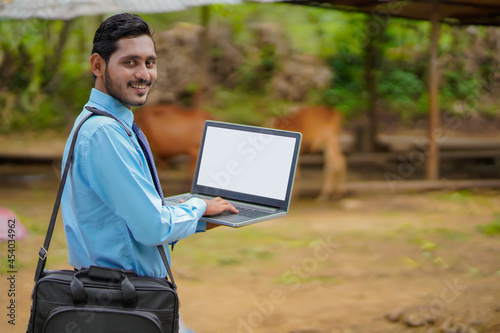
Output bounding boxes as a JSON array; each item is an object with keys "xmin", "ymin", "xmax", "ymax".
[{"xmin": 91, "ymin": 13, "xmax": 155, "ymax": 78}]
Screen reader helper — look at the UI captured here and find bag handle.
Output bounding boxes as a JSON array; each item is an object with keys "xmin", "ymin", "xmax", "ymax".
[
  {"xmin": 70, "ymin": 268, "xmax": 137, "ymax": 308},
  {"xmin": 34, "ymin": 107, "xmax": 176, "ymax": 290}
]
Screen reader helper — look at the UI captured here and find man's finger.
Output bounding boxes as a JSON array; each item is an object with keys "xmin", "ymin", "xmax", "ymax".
[{"xmin": 226, "ymin": 202, "xmax": 238, "ymax": 213}]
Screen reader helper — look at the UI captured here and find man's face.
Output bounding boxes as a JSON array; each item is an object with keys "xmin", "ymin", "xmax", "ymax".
[{"xmin": 101, "ymin": 35, "xmax": 157, "ymax": 109}]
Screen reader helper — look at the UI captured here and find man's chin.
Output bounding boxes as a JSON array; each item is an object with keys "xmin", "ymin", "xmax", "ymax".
[{"xmin": 123, "ymin": 96, "xmax": 149, "ymax": 109}]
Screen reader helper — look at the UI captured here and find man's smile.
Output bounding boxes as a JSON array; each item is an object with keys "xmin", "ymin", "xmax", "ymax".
[{"xmin": 129, "ymin": 82, "xmax": 150, "ymax": 90}]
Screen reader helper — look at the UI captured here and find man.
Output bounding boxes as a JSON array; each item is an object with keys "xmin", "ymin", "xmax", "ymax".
[{"xmin": 61, "ymin": 13, "xmax": 237, "ymax": 330}]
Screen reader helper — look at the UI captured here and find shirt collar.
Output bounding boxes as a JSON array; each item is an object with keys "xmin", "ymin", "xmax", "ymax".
[{"xmin": 86, "ymin": 88, "xmax": 134, "ymax": 127}]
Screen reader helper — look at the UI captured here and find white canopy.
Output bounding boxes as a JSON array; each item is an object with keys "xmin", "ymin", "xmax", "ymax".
[{"xmin": 0, "ymin": 0, "xmax": 243, "ymax": 20}]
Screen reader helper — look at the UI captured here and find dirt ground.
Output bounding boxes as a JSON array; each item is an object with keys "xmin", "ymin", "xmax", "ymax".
[
  {"xmin": 1, "ymin": 161, "xmax": 500, "ymax": 333},
  {"xmin": 0, "ymin": 127, "xmax": 500, "ymax": 333}
]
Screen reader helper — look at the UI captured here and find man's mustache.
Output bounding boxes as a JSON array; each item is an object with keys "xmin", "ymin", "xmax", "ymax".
[{"xmin": 129, "ymin": 79, "xmax": 152, "ymax": 86}]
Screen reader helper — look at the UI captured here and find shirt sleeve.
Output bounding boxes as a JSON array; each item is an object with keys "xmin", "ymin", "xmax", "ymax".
[
  {"xmin": 196, "ymin": 220, "xmax": 207, "ymax": 233},
  {"xmin": 83, "ymin": 123, "xmax": 206, "ymax": 246}
]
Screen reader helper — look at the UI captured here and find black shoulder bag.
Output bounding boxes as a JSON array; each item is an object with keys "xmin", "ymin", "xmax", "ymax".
[{"xmin": 27, "ymin": 109, "xmax": 179, "ymax": 333}]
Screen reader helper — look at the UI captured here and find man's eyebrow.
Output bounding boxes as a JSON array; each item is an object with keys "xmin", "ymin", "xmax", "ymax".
[{"xmin": 119, "ymin": 55, "xmax": 157, "ymax": 61}]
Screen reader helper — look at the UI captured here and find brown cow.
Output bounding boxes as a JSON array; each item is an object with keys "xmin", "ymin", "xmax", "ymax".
[
  {"xmin": 134, "ymin": 104, "xmax": 213, "ymax": 176},
  {"xmin": 269, "ymin": 105, "xmax": 347, "ymax": 200}
]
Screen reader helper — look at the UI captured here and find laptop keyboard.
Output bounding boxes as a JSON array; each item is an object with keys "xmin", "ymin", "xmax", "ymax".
[
  {"xmin": 233, "ymin": 205, "xmax": 270, "ymax": 218},
  {"xmin": 167, "ymin": 195, "xmax": 270, "ymax": 218}
]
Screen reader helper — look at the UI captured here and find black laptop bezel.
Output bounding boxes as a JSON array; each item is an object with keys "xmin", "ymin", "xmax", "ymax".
[{"xmin": 190, "ymin": 120, "xmax": 302, "ymax": 211}]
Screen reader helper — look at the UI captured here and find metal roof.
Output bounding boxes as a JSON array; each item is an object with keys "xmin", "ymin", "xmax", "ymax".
[
  {"xmin": 0, "ymin": 0, "xmax": 242, "ymax": 20},
  {"xmin": 279, "ymin": 0, "xmax": 500, "ymax": 26},
  {"xmin": 2, "ymin": 0, "xmax": 500, "ymax": 26}
]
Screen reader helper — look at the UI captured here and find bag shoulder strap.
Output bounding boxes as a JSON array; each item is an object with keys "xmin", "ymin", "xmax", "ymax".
[
  {"xmin": 34, "ymin": 112, "xmax": 93, "ymax": 282},
  {"xmin": 34, "ymin": 106, "xmax": 176, "ymax": 289}
]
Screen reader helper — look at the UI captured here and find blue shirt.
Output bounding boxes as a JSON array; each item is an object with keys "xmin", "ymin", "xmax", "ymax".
[{"xmin": 61, "ymin": 89, "xmax": 207, "ymax": 278}]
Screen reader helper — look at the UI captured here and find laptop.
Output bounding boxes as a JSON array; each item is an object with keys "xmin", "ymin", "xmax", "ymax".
[{"xmin": 164, "ymin": 120, "xmax": 302, "ymax": 227}]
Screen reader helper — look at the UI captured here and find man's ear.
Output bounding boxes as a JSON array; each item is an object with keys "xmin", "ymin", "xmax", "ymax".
[{"xmin": 90, "ymin": 53, "xmax": 105, "ymax": 78}]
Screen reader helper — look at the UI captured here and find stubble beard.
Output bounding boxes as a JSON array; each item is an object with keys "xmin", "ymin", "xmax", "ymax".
[{"xmin": 104, "ymin": 67, "xmax": 152, "ymax": 109}]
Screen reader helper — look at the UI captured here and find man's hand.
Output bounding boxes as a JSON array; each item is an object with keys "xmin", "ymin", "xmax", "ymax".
[{"xmin": 203, "ymin": 197, "xmax": 239, "ymax": 216}]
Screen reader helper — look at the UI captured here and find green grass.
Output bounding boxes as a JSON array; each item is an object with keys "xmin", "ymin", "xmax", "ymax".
[
  {"xmin": 275, "ymin": 273, "xmax": 341, "ymax": 286},
  {"xmin": 17, "ymin": 213, "xmax": 46, "ymax": 235},
  {"xmin": 394, "ymin": 223, "xmax": 470, "ymax": 243},
  {"xmin": 212, "ymin": 248, "xmax": 275, "ymax": 267},
  {"xmin": 428, "ymin": 190, "xmax": 493, "ymax": 207},
  {"xmin": 432, "ymin": 228, "xmax": 470, "ymax": 241},
  {"xmin": 477, "ymin": 214, "xmax": 500, "ymax": 236}
]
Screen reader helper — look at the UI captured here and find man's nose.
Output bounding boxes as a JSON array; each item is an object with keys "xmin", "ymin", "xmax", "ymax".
[{"xmin": 135, "ymin": 64, "xmax": 150, "ymax": 80}]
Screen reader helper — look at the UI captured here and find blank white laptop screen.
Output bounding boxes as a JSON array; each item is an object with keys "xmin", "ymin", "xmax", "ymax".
[{"xmin": 196, "ymin": 126, "xmax": 297, "ymax": 201}]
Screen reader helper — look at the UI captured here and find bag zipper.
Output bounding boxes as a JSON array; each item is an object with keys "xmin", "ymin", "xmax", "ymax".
[{"xmin": 43, "ymin": 306, "xmax": 163, "ymax": 333}]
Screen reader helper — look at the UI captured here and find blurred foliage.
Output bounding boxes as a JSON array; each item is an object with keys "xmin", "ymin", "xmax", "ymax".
[
  {"xmin": 1, "ymin": 3, "xmax": 500, "ymax": 132},
  {"xmin": 0, "ymin": 16, "xmax": 96, "ymax": 132}
]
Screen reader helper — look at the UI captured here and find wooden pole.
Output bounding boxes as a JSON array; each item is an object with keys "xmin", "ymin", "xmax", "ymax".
[
  {"xmin": 364, "ymin": 21, "xmax": 378, "ymax": 152},
  {"xmin": 426, "ymin": 2, "xmax": 441, "ymax": 180}
]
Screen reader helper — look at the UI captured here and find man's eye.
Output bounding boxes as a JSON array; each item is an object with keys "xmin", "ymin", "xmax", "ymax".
[
  {"xmin": 146, "ymin": 60, "xmax": 156, "ymax": 67},
  {"xmin": 125, "ymin": 60, "xmax": 135, "ymax": 66}
]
